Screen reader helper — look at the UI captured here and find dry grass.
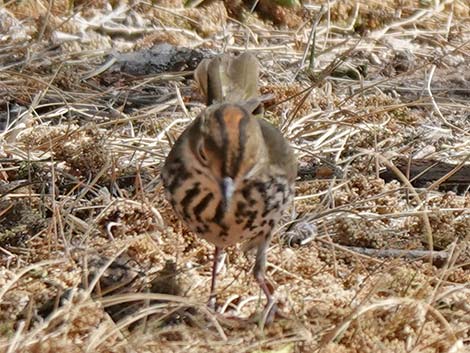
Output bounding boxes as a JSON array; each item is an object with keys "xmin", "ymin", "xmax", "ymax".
[{"xmin": 1, "ymin": 0, "xmax": 469, "ymax": 352}]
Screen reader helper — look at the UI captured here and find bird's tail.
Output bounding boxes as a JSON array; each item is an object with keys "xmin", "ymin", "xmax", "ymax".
[{"xmin": 194, "ymin": 52, "xmax": 260, "ymax": 106}]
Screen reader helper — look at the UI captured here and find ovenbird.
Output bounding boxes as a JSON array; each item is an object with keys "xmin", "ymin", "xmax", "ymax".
[{"xmin": 162, "ymin": 52, "xmax": 296, "ymax": 320}]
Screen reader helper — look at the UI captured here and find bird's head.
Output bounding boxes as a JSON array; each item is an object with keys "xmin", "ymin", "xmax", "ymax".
[{"xmin": 189, "ymin": 103, "xmax": 266, "ymax": 208}]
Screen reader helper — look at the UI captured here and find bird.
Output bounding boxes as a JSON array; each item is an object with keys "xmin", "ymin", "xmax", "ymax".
[{"xmin": 161, "ymin": 52, "xmax": 297, "ymax": 321}]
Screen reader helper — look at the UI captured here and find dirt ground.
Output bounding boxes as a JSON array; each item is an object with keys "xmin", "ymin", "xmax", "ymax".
[{"xmin": 0, "ymin": 1, "xmax": 469, "ymax": 352}]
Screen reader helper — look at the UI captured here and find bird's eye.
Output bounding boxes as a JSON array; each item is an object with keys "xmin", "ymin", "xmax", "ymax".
[{"xmin": 197, "ymin": 143, "xmax": 209, "ymax": 165}]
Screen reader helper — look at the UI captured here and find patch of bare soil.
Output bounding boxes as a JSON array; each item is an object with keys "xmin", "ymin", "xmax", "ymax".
[{"xmin": 0, "ymin": 1, "xmax": 469, "ymax": 352}]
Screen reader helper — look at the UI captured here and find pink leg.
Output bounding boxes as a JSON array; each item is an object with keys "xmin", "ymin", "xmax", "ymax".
[
  {"xmin": 254, "ymin": 239, "xmax": 277, "ymax": 322},
  {"xmin": 208, "ymin": 246, "xmax": 223, "ymax": 310}
]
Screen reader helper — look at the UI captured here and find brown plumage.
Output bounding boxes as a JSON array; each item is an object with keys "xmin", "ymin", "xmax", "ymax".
[{"xmin": 162, "ymin": 52, "xmax": 296, "ymax": 321}]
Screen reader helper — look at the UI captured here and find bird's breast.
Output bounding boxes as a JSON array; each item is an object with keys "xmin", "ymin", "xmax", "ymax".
[{"xmin": 163, "ymin": 166, "xmax": 293, "ymax": 248}]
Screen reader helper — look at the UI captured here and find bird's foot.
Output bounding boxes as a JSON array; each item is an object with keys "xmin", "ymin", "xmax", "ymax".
[
  {"xmin": 249, "ymin": 300, "xmax": 288, "ymax": 326},
  {"xmin": 207, "ymin": 296, "xmax": 217, "ymax": 312}
]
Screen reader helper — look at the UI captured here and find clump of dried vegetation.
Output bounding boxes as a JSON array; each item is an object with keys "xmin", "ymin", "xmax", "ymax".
[{"xmin": 0, "ymin": 0, "xmax": 469, "ymax": 352}]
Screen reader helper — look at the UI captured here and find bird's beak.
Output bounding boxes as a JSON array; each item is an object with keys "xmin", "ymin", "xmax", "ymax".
[{"xmin": 220, "ymin": 177, "xmax": 235, "ymax": 210}]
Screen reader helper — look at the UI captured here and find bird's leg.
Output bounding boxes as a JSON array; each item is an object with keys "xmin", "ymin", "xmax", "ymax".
[
  {"xmin": 254, "ymin": 238, "xmax": 277, "ymax": 323},
  {"xmin": 208, "ymin": 246, "xmax": 223, "ymax": 310}
]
